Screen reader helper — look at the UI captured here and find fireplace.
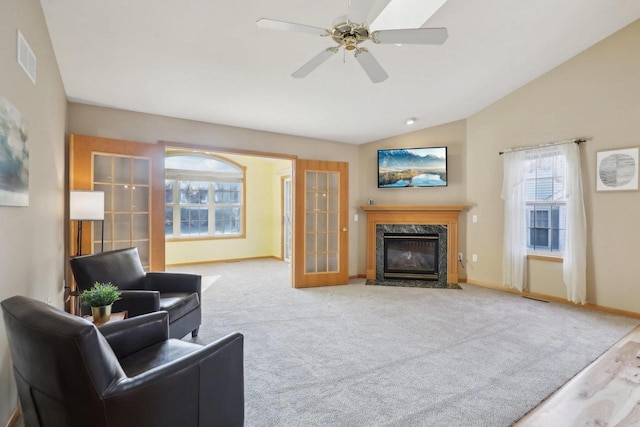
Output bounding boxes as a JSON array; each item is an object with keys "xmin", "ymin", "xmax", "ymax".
[
  {"xmin": 383, "ymin": 233, "xmax": 439, "ymax": 280},
  {"xmin": 375, "ymin": 224, "xmax": 447, "ymax": 285},
  {"xmin": 362, "ymin": 205, "xmax": 466, "ymax": 285}
]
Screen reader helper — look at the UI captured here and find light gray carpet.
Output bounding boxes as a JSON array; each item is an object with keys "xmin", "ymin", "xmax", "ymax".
[{"xmin": 171, "ymin": 259, "xmax": 639, "ymax": 427}]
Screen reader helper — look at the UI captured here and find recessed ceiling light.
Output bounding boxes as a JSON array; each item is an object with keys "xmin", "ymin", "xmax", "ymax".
[{"xmin": 405, "ymin": 117, "xmax": 416, "ymax": 125}]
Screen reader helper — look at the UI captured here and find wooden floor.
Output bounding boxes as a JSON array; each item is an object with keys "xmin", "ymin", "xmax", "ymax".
[{"xmin": 515, "ymin": 324, "xmax": 640, "ymax": 426}]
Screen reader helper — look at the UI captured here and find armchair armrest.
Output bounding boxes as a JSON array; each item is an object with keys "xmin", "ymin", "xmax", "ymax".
[
  {"xmin": 103, "ymin": 333, "xmax": 244, "ymax": 427},
  {"xmin": 146, "ymin": 272, "xmax": 201, "ymax": 298},
  {"xmin": 99, "ymin": 311, "xmax": 170, "ymax": 359},
  {"xmin": 114, "ymin": 290, "xmax": 160, "ymax": 317}
]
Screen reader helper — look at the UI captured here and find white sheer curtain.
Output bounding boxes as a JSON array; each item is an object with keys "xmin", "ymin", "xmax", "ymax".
[
  {"xmin": 557, "ymin": 142, "xmax": 587, "ymax": 303},
  {"xmin": 501, "ymin": 149, "xmax": 528, "ymax": 291},
  {"xmin": 500, "ymin": 142, "xmax": 587, "ymax": 302}
]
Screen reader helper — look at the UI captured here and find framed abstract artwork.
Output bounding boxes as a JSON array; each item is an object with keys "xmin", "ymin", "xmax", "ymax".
[
  {"xmin": 596, "ymin": 147, "xmax": 639, "ymax": 192},
  {"xmin": 0, "ymin": 97, "xmax": 29, "ymax": 206}
]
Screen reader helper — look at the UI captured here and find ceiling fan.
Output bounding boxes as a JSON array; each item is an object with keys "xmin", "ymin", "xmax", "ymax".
[{"xmin": 256, "ymin": 1, "xmax": 448, "ymax": 83}]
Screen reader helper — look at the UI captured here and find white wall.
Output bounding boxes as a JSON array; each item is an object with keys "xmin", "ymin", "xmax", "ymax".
[
  {"xmin": 0, "ymin": 0, "xmax": 67, "ymax": 422},
  {"xmin": 466, "ymin": 19, "xmax": 640, "ymax": 312},
  {"xmin": 356, "ymin": 120, "xmax": 468, "ymax": 276}
]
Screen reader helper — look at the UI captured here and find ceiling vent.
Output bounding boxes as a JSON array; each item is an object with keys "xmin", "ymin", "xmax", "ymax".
[{"xmin": 17, "ymin": 30, "xmax": 36, "ymax": 84}]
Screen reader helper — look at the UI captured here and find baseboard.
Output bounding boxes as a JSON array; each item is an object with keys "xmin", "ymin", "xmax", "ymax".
[
  {"xmin": 465, "ymin": 279, "xmax": 640, "ymax": 319},
  {"xmin": 167, "ymin": 255, "xmax": 280, "ymax": 268},
  {"xmin": 5, "ymin": 406, "xmax": 19, "ymax": 427}
]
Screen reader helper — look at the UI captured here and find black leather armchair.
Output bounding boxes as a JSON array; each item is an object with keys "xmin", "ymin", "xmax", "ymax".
[
  {"xmin": 1, "ymin": 295, "xmax": 244, "ymax": 427},
  {"xmin": 70, "ymin": 247, "xmax": 201, "ymax": 338}
]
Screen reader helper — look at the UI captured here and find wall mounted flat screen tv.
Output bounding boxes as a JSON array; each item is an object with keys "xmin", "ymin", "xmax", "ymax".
[{"xmin": 378, "ymin": 147, "xmax": 448, "ymax": 188}]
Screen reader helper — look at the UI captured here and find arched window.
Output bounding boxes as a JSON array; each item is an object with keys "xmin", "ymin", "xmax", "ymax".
[{"xmin": 165, "ymin": 153, "xmax": 245, "ymax": 238}]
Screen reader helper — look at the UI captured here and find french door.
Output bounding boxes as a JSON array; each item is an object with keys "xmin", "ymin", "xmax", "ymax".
[
  {"xmin": 293, "ymin": 159, "xmax": 349, "ymax": 288},
  {"xmin": 282, "ymin": 176, "xmax": 292, "ymax": 262},
  {"xmin": 69, "ymin": 134, "xmax": 165, "ymax": 270}
]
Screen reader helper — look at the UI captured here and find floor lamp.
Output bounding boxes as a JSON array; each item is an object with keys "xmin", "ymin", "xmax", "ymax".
[{"xmin": 70, "ymin": 191, "xmax": 105, "ymax": 256}]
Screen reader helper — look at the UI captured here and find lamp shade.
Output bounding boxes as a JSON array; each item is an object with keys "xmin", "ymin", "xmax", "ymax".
[{"xmin": 70, "ymin": 191, "xmax": 105, "ymax": 220}]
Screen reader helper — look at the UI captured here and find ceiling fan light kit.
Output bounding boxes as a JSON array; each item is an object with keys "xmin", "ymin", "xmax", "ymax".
[{"xmin": 256, "ymin": 6, "xmax": 448, "ymax": 84}]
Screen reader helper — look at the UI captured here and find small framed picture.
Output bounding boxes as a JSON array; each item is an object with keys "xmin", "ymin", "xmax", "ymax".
[{"xmin": 596, "ymin": 147, "xmax": 639, "ymax": 191}]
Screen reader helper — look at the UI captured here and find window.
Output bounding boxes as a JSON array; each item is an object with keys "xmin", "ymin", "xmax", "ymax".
[
  {"xmin": 524, "ymin": 152, "xmax": 566, "ymax": 253},
  {"xmin": 501, "ymin": 141, "xmax": 586, "ymax": 301},
  {"xmin": 165, "ymin": 153, "xmax": 244, "ymax": 238}
]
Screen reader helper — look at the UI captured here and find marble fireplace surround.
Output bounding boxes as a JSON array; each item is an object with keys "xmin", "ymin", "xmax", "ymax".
[{"xmin": 361, "ymin": 205, "xmax": 466, "ymax": 285}]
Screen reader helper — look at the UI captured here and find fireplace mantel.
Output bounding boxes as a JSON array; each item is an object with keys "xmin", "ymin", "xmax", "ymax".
[
  {"xmin": 361, "ymin": 205, "xmax": 467, "ymax": 284},
  {"xmin": 361, "ymin": 205, "xmax": 466, "ymax": 213}
]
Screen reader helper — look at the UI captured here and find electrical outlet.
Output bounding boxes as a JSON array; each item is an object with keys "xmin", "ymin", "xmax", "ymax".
[
  {"xmin": 472, "ymin": 254, "xmax": 478, "ymax": 262},
  {"xmin": 472, "ymin": 215, "xmax": 478, "ymax": 223},
  {"xmin": 46, "ymin": 298, "xmax": 52, "ymax": 305},
  {"xmin": 458, "ymin": 252, "xmax": 463, "ymax": 261}
]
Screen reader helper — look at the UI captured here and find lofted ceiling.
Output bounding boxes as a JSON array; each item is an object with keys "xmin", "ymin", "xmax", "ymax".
[{"xmin": 40, "ymin": 0, "xmax": 640, "ymax": 144}]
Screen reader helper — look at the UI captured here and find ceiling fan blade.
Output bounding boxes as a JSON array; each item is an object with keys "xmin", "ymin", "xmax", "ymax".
[
  {"xmin": 371, "ymin": 27, "xmax": 448, "ymax": 45},
  {"xmin": 292, "ymin": 48, "xmax": 339, "ymax": 79},
  {"xmin": 256, "ymin": 18, "xmax": 329, "ymax": 36},
  {"xmin": 354, "ymin": 48, "xmax": 388, "ymax": 83}
]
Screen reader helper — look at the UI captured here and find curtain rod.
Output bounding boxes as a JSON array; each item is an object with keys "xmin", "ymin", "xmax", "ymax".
[{"xmin": 499, "ymin": 138, "xmax": 586, "ymax": 155}]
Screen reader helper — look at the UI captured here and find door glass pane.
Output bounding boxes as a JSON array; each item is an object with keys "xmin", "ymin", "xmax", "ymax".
[
  {"xmin": 94, "ymin": 184, "xmax": 112, "ymax": 212},
  {"xmin": 94, "ymin": 156, "xmax": 112, "ymax": 183},
  {"xmin": 306, "ymin": 172, "xmax": 316, "ymax": 191},
  {"xmin": 114, "ymin": 241, "xmax": 131, "ymax": 251},
  {"xmin": 137, "ymin": 242, "xmax": 150, "ymax": 269},
  {"xmin": 103, "ymin": 215, "xmax": 112, "ymax": 242},
  {"xmin": 114, "ymin": 185, "xmax": 131, "ymax": 212},
  {"xmin": 305, "ymin": 254, "xmax": 316, "ymax": 273},
  {"xmin": 305, "ymin": 234, "xmax": 316, "ymax": 252},
  {"xmin": 317, "ymin": 193, "xmax": 328, "ymax": 211},
  {"xmin": 317, "ymin": 172, "xmax": 328, "ymax": 191},
  {"xmin": 328, "ymin": 172, "xmax": 339, "ymax": 192},
  {"xmin": 317, "ymin": 254, "xmax": 327, "ymax": 272},
  {"xmin": 328, "ymin": 193, "xmax": 338, "ymax": 210},
  {"xmin": 133, "ymin": 213, "xmax": 149, "ymax": 239},
  {"xmin": 132, "ymin": 186, "xmax": 149, "ymax": 212},
  {"xmin": 306, "ymin": 213, "xmax": 316, "ymax": 232},
  {"xmin": 114, "ymin": 214, "xmax": 131, "ymax": 240},
  {"xmin": 328, "ymin": 213, "xmax": 338, "ymax": 231},
  {"xmin": 305, "ymin": 192, "xmax": 316, "ymax": 211},
  {"xmin": 133, "ymin": 158, "xmax": 150, "ymax": 185},
  {"xmin": 328, "ymin": 253, "xmax": 338, "ymax": 271},
  {"xmin": 317, "ymin": 213, "xmax": 327, "ymax": 232},
  {"xmin": 114, "ymin": 157, "xmax": 131, "ymax": 183},
  {"xmin": 317, "ymin": 233, "xmax": 327, "ymax": 252}
]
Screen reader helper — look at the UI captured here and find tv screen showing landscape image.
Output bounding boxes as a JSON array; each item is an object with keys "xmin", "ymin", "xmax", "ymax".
[{"xmin": 378, "ymin": 147, "xmax": 447, "ymax": 188}]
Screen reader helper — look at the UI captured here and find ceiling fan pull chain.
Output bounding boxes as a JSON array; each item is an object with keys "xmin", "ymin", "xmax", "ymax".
[{"xmin": 343, "ymin": 48, "xmax": 346, "ymax": 63}]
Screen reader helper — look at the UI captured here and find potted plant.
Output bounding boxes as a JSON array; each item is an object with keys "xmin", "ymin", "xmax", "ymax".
[{"xmin": 80, "ymin": 282, "xmax": 121, "ymax": 324}]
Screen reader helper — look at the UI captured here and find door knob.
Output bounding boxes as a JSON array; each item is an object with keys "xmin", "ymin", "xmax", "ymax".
[{"xmin": 342, "ymin": 227, "xmax": 348, "ymax": 232}]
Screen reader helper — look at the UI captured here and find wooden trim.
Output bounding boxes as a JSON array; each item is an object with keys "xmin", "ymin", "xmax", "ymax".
[
  {"xmin": 361, "ymin": 205, "xmax": 467, "ymax": 213},
  {"xmin": 166, "ymin": 255, "xmax": 279, "ymax": 268},
  {"xmin": 528, "ymin": 254, "xmax": 563, "ymax": 263},
  {"xmin": 5, "ymin": 406, "xmax": 20, "ymax": 427},
  {"xmin": 465, "ymin": 279, "xmax": 640, "ymax": 319},
  {"xmin": 160, "ymin": 141, "xmax": 298, "ymax": 160}
]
